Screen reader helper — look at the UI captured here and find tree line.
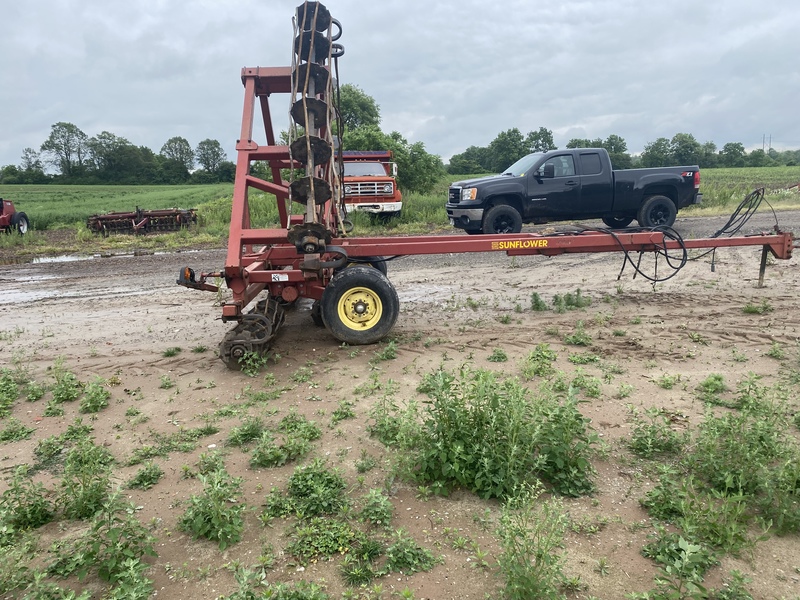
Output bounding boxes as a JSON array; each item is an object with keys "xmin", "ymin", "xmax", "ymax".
[
  {"xmin": 448, "ymin": 129, "xmax": 800, "ymax": 175},
  {"xmin": 0, "ymin": 122, "xmax": 235, "ymax": 185},
  {"xmin": 3, "ymin": 86, "xmax": 799, "ymax": 188}
]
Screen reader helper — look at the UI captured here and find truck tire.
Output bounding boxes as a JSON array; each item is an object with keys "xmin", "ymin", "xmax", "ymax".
[
  {"xmin": 482, "ymin": 205, "xmax": 522, "ymax": 234},
  {"xmin": 602, "ymin": 216, "xmax": 633, "ymax": 229},
  {"xmin": 637, "ymin": 196, "xmax": 676, "ymax": 228},
  {"xmin": 320, "ymin": 266, "xmax": 399, "ymax": 345},
  {"xmin": 11, "ymin": 212, "xmax": 29, "ymax": 235}
]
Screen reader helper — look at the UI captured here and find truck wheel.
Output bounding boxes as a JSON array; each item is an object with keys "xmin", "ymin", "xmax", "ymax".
[
  {"xmin": 11, "ymin": 212, "xmax": 29, "ymax": 235},
  {"xmin": 637, "ymin": 196, "xmax": 676, "ymax": 228},
  {"xmin": 602, "ymin": 216, "xmax": 633, "ymax": 229},
  {"xmin": 482, "ymin": 205, "xmax": 522, "ymax": 234},
  {"xmin": 320, "ymin": 266, "xmax": 399, "ymax": 345}
]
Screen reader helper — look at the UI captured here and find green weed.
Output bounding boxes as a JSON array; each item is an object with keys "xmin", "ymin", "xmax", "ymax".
[
  {"xmin": 0, "ymin": 465, "xmax": 54, "ymax": 529},
  {"xmin": 530, "ymin": 292, "xmax": 549, "ymax": 311},
  {"xmin": 178, "ymin": 469, "xmax": 244, "ymax": 550},
  {"xmin": 487, "ymin": 348, "xmax": 508, "ymax": 362},
  {"xmin": 564, "ymin": 321, "xmax": 592, "ymax": 346},
  {"xmin": 520, "ymin": 343, "xmax": 558, "ymax": 380},
  {"xmin": 126, "ymin": 461, "xmax": 164, "ymax": 490},
  {"xmin": 396, "ymin": 366, "xmax": 597, "ymax": 498},
  {"xmin": 497, "ymin": 483, "xmax": 569, "ymax": 600},
  {"xmin": 742, "ymin": 300, "xmax": 773, "ymax": 314},
  {"xmin": 79, "ymin": 377, "xmax": 110, "ymax": 413},
  {"xmin": 58, "ymin": 437, "xmax": 114, "ymax": 519},
  {"xmin": 359, "ymin": 489, "xmax": 393, "ymax": 529},
  {"xmin": 0, "ymin": 417, "xmax": 35, "ymax": 443},
  {"xmin": 627, "ymin": 407, "xmax": 688, "ymax": 458}
]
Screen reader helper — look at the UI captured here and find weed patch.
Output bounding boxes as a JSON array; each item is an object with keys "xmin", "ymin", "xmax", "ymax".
[
  {"xmin": 179, "ymin": 469, "xmax": 244, "ymax": 550},
  {"xmin": 391, "ymin": 366, "xmax": 597, "ymax": 498}
]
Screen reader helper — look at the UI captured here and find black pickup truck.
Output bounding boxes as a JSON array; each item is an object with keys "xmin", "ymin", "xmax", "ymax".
[{"xmin": 446, "ymin": 148, "xmax": 702, "ymax": 234}]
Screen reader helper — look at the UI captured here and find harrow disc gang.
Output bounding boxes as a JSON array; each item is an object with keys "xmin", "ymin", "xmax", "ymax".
[{"xmin": 219, "ymin": 298, "xmax": 286, "ymax": 369}]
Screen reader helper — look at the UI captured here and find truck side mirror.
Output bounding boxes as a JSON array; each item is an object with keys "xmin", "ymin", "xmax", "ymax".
[
  {"xmin": 541, "ymin": 163, "xmax": 555, "ymax": 178},
  {"xmin": 391, "ymin": 163, "xmax": 397, "ymax": 177}
]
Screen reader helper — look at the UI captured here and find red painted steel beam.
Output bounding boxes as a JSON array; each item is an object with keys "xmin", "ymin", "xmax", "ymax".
[{"xmin": 224, "ymin": 231, "xmax": 793, "ymax": 282}]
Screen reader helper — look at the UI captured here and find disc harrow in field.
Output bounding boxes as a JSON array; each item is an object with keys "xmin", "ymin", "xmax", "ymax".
[{"xmin": 87, "ymin": 207, "xmax": 197, "ymax": 236}]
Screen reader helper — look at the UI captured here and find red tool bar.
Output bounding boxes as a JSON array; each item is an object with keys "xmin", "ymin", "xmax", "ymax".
[
  {"xmin": 229, "ymin": 230, "xmax": 794, "ymax": 282},
  {"xmin": 324, "ymin": 230, "xmax": 794, "ymax": 260}
]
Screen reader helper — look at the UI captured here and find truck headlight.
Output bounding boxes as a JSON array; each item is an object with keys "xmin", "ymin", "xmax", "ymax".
[
  {"xmin": 461, "ymin": 188, "xmax": 477, "ymax": 201},
  {"xmin": 382, "ymin": 183, "xmax": 393, "ymax": 194},
  {"xmin": 344, "ymin": 185, "xmax": 352, "ymax": 194}
]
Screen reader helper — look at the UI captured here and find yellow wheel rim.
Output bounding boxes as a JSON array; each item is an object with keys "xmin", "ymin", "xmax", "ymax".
[{"xmin": 337, "ymin": 286, "xmax": 383, "ymax": 331}]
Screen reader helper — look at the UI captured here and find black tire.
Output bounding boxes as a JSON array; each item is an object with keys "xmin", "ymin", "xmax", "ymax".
[
  {"xmin": 602, "ymin": 215, "xmax": 634, "ymax": 229},
  {"xmin": 11, "ymin": 212, "xmax": 29, "ymax": 235},
  {"xmin": 320, "ymin": 265, "xmax": 399, "ymax": 345},
  {"xmin": 310, "ymin": 300, "xmax": 325, "ymax": 327},
  {"xmin": 482, "ymin": 205, "xmax": 522, "ymax": 234},
  {"xmin": 337, "ymin": 255, "xmax": 388, "ymax": 277},
  {"xmin": 637, "ymin": 196, "xmax": 676, "ymax": 228}
]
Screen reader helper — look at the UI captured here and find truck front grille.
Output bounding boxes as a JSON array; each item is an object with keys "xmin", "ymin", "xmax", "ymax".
[
  {"xmin": 345, "ymin": 182, "xmax": 393, "ymax": 197},
  {"xmin": 448, "ymin": 187, "xmax": 460, "ymax": 204}
]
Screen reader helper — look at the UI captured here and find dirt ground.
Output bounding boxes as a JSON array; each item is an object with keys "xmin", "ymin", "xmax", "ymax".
[{"xmin": 1, "ymin": 213, "xmax": 799, "ymax": 599}]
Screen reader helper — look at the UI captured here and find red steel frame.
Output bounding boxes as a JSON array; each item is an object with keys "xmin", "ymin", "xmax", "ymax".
[{"xmin": 211, "ymin": 67, "xmax": 795, "ymax": 322}]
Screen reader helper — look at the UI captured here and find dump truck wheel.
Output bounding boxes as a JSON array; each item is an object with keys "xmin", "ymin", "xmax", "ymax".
[
  {"xmin": 11, "ymin": 212, "xmax": 29, "ymax": 235},
  {"xmin": 320, "ymin": 266, "xmax": 399, "ymax": 345}
]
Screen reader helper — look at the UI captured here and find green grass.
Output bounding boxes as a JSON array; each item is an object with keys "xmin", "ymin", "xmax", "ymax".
[
  {"xmin": 2, "ymin": 165, "xmax": 800, "ymax": 259},
  {"xmin": 0, "ymin": 184, "xmax": 232, "ymax": 231}
]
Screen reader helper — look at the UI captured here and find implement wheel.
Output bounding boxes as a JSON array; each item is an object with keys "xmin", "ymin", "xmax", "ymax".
[
  {"xmin": 320, "ymin": 266, "xmax": 399, "ymax": 345},
  {"xmin": 11, "ymin": 212, "xmax": 29, "ymax": 235}
]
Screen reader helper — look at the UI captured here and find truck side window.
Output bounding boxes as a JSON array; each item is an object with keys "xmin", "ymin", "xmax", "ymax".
[
  {"xmin": 579, "ymin": 153, "xmax": 603, "ymax": 175},
  {"xmin": 544, "ymin": 155, "xmax": 575, "ymax": 178}
]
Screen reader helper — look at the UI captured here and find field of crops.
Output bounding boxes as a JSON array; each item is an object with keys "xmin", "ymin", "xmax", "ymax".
[{"xmin": 2, "ymin": 165, "xmax": 800, "ymax": 234}]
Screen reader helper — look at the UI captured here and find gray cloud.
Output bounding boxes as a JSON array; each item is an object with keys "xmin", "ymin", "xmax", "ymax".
[{"xmin": 2, "ymin": 0, "xmax": 799, "ymax": 171}]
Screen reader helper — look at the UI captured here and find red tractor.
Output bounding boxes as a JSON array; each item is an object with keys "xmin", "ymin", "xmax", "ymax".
[{"xmin": 0, "ymin": 199, "xmax": 30, "ymax": 234}]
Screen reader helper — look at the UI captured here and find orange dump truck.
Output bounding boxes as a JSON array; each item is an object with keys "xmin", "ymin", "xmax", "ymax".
[{"xmin": 341, "ymin": 150, "xmax": 402, "ymax": 218}]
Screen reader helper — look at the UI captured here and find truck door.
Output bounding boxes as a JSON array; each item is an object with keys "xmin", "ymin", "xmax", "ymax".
[
  {"xmin": 526, "ymin": 154, "xmax": 582, "ymax": 217},
  {"xmin": 576, "ymin": 151, "xmax": 613, "ymax": 213}
]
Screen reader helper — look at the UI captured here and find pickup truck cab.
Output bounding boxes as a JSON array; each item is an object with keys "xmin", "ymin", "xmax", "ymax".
[{"xmin": 446, "ymin": 148, "xmax": 701, "ymax": 234}]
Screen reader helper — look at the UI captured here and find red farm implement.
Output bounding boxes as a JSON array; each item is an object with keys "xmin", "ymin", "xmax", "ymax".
[
  {"xmin": 0, "ymin": 198, "xmax": 30, "ymax": 234},
  {"xmin": 87, "ymin": 207, "xmax": 197, "ymax": 236},
  {"xmin": 177, "ymin": 1, "xmax": 796, "ymax": 370}
]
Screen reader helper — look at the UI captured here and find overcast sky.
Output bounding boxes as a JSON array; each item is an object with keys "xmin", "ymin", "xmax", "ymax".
[{"xmin": 2, "ymin": 0, "xmax": 799, "ymax": 171}]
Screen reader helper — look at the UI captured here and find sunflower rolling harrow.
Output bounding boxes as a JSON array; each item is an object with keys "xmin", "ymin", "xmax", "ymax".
[{"xmin": 177, "ymin": 1, "xmax": 796, "ymax": 370}]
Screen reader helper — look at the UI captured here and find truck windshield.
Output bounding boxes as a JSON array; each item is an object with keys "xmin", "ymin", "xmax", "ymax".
[
  {"xmin": 343, "ymin": 162, "xmax": 386, "ymax": 176},
  {"xmin": 502, "ymin": 153, "xmax": 544, "ymax": 177}
]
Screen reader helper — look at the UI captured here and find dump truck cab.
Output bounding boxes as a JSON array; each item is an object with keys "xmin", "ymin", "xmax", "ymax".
[{"xmin": 341, "ymin": 150, "xmax": 402, "ymax": 217}]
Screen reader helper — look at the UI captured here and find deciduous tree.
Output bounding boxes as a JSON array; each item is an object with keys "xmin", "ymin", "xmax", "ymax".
[
  {"xmin": 195, "ymin": 139, "xmax": 227, "ymax": 173},
  {"xmin": 338, "ymin": 84, "xmax": 381, "ymax": 132},
  {"xmin": 40, "ymin": 122, "xmax": 88, "ymax": 177},
  {"xmin": 160, "ymin": 137, "xmax": 195, "ymax": 171}
]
